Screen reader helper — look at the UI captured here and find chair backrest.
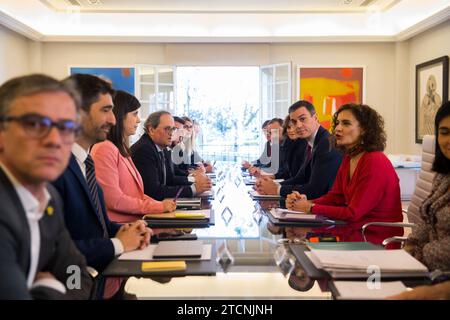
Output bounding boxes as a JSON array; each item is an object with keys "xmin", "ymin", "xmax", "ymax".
[{"xmin": 407, "ymin": 135, "xmax": 436, "ymax": 224}]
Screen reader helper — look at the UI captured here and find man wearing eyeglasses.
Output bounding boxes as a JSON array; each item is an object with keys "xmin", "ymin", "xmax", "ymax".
[
  {"xmin": 131, "ymin": 111, "xmax": 212, "ymax": 201},
  {"xmin": 0, "ymin": 74, "xmax": 92, "ymax": 299},
  {"xmin": 52, "ymin": 74, "xmax": 152, "ymax": 300}
]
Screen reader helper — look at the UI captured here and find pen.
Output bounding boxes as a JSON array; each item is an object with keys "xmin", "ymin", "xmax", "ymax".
[{"xmin": 174, "ymin": 186, "xmax": 184, "ymax": 201}]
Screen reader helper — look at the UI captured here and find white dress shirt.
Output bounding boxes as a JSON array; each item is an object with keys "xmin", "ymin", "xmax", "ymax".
[
  {"xmin": 71, "ymin": 143, "xmax": 124, "ymax": 256},
  {"xmin": 0, "ymin": 162, "xmax": 66, "ymax": 294}
]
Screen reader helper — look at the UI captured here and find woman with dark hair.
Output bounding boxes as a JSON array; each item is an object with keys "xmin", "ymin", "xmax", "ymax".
[
  {"xmin": 274, "ymin": 115, "xmax": 304, "ymax": 180},
  {"xmin": 91, "ymin": 90, "xmax": 176, "ymax": 223},
  {"xmin": 389, "ymin": 101, "xmax": 450, "ymax": 300},
  {"xmin": 403, "ymin": 100, "xmax": 450, "ymax": 271},
  {"xmin": 286, "ymin": 103, "xmax": 402, "ymax": 222}
]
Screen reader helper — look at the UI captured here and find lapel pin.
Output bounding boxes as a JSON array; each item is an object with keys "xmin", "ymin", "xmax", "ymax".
[{"xmin": 46, "ymin": 206, "xmax": 54, "ymax": 216}]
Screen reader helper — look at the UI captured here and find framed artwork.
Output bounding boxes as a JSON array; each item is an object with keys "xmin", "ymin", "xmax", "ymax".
[
  {"xmin": 415, "ymin": 56, "xmax": 449, "ymax": 143},
  {"xmin": 69, "ymin": 66, "xmax": 135, "ymax": 94},
  {"xmin": 297, "ymin": 66, "xmax": 365, "ymax": 129}
]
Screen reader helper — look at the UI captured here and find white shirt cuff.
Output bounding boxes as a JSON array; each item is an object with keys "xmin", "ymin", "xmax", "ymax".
[
  {"xmin": 111, "ymin": 238, "xmax": 124, "ymax": 256},
  {"xmin": 190, "ymin": 185, "xmax": 197, "ymax": 195},
  {"xmin": 187, "ymin": 175, "xmax": 196, "ymax": 183},
  {"xmin": 32, "ymin": 278, "xmax": 66, "ymax": 294}
]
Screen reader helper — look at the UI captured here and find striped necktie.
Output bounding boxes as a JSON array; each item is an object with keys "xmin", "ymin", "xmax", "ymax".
[{"xmin": 84, "ymin": 154, "xmax": 109, "ymax": 238}]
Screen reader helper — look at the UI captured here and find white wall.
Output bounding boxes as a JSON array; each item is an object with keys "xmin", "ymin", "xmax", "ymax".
[
  {"xmin": 0, "ymin": 24, "xmax": 30, "ymax": 83},
  {"xmin": 2, "ymin": 19, "xmax": 449, "ymax": 154},
  {"xmin": 407, "ymin": 19, "xmax": 450, "ymax": 154},
  {"xmin": 270, "ymin": 42, "xmax": 397, "ymax": 152}
]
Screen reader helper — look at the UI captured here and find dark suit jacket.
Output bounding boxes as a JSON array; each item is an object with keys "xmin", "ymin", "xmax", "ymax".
[
  {"xmin": 274, "ymin": 138, "xmax": 306, "ymax": 180},
  {"xmin": 51, "ymin": 155, "xmax": 121, "ymax": 272},
  {"xmin": 131, "ymin": 134, "xmax": 193, "ymax": 201},
  {"xmin": 253, "ymin": 141, "xmax": 271, "ymax": 168},
  {"xmin": 164, "ymin": 148, "xmax": 193, "ymax": 186},
  {"xmin": 0, "ymin": 167, "xmax": 92, "ymax": 299},
  {"xmin": 280, "ymin": 126, "xmax": 342, "ymax": 199}
]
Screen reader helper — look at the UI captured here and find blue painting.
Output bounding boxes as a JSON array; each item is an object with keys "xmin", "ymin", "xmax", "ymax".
[{"xmin": 70, "ymin": 67, "xmax": 135, "ymax": 94}]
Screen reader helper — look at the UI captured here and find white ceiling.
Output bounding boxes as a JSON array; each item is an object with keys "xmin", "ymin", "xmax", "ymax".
[
  {"xmin": 40, "ymin": 0, "xmax": 401, "ymax": 13},
  {"xmin": 0, "ymin": 0, "xmax": 449, "ymax": 42}
]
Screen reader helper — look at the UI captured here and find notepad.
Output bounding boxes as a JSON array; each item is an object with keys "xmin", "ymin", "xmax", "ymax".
[
  {"xmin": 306, "ymin": 249, "xmax": 429, "ymax": 279},
  {"xmin": 249, "ymin": 190, "xmax": 282, "ymax": 199},
  {"xmin": 306, "ymin": 242, "xmax": 382, "ymax": 251},
  {"xmin": 176, "ymin": 198, "xmax": 201, "ymax": 209},
  {"xmin": 152, "ymin": 240, "xmax": 204, "ymax": 259},
  {"xmin": 332, "ymin": 281, "xmax": 408, "ymax": 300},
  {"xmin": 141, "ymin": 261, "xmax": 186, "ymax": 272}
]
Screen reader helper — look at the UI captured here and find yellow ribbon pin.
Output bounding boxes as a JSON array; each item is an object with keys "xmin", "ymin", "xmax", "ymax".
[{"xmin": 46, "ymin": 206, "xmax": 54, "ymax": 216}]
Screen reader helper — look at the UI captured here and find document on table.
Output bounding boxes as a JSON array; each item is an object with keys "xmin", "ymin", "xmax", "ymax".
[
  {"xmin": 249, "ymin": 190, "xmax": 281, "ymax": 199},
  {"xmin": 119, "ymin": 244, "xmax": 212, "ymax": 261},
  {"xmin": 332, "ymin": 281, "xmax": 408, "ymax": 300},
  {"xmin": 144, "ymin": 209, "xmax": 210, "ymax": 220}
]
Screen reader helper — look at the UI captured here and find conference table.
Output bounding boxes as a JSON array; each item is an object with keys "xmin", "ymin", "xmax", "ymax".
[{"xmin": 119, "ymin": 162, "xmax": 402, "ymax": 299}]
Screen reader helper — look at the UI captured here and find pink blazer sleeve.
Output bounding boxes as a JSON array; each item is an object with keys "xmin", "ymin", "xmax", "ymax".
[{"xmin": 91, "ymin": 141, "xmax": 164, "ymax": 215}]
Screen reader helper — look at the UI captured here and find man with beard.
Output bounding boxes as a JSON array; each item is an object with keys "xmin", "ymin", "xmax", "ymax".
[{"xmin": 52, "ymin": 74, "xmax": 152, "ymax": 299}]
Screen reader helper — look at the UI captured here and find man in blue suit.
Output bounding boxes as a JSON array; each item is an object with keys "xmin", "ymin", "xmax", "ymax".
[
  {"xmin": 52, "ymin": 74, "xmax": 152, "ymax": 299},
  {"xmin": 255, "ymin": 100, "xmax": 342, "ymax": 199}
]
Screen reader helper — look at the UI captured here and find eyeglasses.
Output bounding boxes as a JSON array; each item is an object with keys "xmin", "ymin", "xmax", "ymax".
[
  {"xmin": 0, "ymin": 113, "xmax": 80, "ymax": 143},
  {"xmin": 162, "ymin": 126, "xmax": 178, "ymax": 134},
  {"xmin": 184, "ymin": 125, "xmax": 193, "ymax": 130}
]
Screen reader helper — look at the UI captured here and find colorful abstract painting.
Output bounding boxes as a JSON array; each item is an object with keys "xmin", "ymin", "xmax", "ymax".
[
  {"xmin": 298, "ymin": 67, "xmax": 364, "ymax": 129},
  {"xmin": 70, "ymin": 67, "xmax": 135, "ymax": 94}
]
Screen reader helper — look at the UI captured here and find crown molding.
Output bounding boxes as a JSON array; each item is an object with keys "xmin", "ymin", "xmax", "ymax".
[
  {"xmin": 0, "ymin": 10, "xmax": 43, "ymax": 41},
  {"xmin": 395, "ymin": 6, "xmax": 450, "ymax": 41},
  {"xmin": 40, "ymin": 35, "xmax": 397, "ymax": 43}
]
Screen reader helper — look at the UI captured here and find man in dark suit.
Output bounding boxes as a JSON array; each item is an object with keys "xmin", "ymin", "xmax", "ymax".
[
  {"xmin": 242, "ymin": 119, "xmax": 271, "ymax": 169},
  {"xmin": 52, "ymin": 74, "xmax": 151, "ymax": 299},
  {"xmin": 0, "ymin": 74, "xmax": 91, "ymax": 299},
  {"xmin": 256, "ymin": 100, "xmax": 342, "ymax": 199},
  {"xmin": 131, "ymin": 111, "xmax": 212, "ymax": 201},
  {"xmin": 248, "ymin": 118, "xmax": 285, "ymax": 176}
]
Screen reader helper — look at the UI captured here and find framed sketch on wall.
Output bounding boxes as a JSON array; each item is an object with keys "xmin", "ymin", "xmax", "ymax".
[
  {"xmin": 297, "ymin": 66, "xmax": 365, "ymax": 130},
  {"xmin": 69, "ymin": 66, "xmax": 135, "ymax": 94},
  {"xmin": 415, "ymin": 56, "xmax": 449, "ymax": 143}
]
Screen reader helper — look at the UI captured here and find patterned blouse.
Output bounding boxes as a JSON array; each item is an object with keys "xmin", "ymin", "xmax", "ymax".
[{"xmin": 407, "ymin": 173, "xmax": 450, "ymax": 271}]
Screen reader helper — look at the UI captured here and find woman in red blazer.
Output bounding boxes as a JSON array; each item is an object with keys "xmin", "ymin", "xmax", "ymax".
[
  {"xmin": 92, "ymin": 90, "xmax": 176, "ymax": 223},
  {"xmin": 286, "ymin": 103, "xmax": 402, "ymax": 223}
]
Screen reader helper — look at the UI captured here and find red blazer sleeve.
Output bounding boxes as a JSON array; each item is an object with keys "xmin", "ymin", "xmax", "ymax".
[
  {"xmin": 91, "ymin": 141, "xmax": 164, "ymax": 215},
  {"xmin": 312, "ymin": 153, "xmax": 389, "ymax": 221}
]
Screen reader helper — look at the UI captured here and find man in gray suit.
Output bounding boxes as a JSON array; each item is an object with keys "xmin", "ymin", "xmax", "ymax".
[{"xmin": 0, "ymin": 74, "xmax": 92, "ymax": 299}]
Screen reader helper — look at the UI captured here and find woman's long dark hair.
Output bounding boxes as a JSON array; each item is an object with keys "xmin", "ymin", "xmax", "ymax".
[
  {"xmin": 432, "ymin": 101, "xmax": 450, "ymax": 174},
  {"xmin": 108, "ymin": 90, "xmax": 140, "ymax": 157}
]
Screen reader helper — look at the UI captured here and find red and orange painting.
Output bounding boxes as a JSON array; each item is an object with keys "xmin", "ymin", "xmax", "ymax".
[{"xmin": 298, "ymin": 67, "xmax": 364, "ymax": 129}]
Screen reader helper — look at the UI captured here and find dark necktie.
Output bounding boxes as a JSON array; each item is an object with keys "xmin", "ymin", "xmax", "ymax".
[
  {"xmin": 159, "ymin": 150, "xmax": 167, "ymax": 185},
  {"xmin": 84, "ymin": 154, "xmax": 109, "ymax": 238},
  {"xmin": 305, "ymin": 144, "xmax": 312, "ymax": 165}
]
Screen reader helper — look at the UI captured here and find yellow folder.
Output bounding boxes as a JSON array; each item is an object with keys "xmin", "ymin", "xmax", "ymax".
[
  {"xmin": 174, "ymin": 212, "xmax": 206, "ymax": 219},
  {"xmin": 141, "ymin": 261, "xmax": 187, "ymax": 272}
]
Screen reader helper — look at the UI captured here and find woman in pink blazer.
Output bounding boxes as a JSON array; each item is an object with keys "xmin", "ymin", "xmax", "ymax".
[{"xmin": 92, "ymin": 90, "xmax": 176, "ymax": 223}]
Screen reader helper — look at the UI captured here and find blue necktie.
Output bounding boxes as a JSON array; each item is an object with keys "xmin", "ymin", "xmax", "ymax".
[{"xmin": 84, "ymin": 154, "xmax": 109, "ymax": 238}]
